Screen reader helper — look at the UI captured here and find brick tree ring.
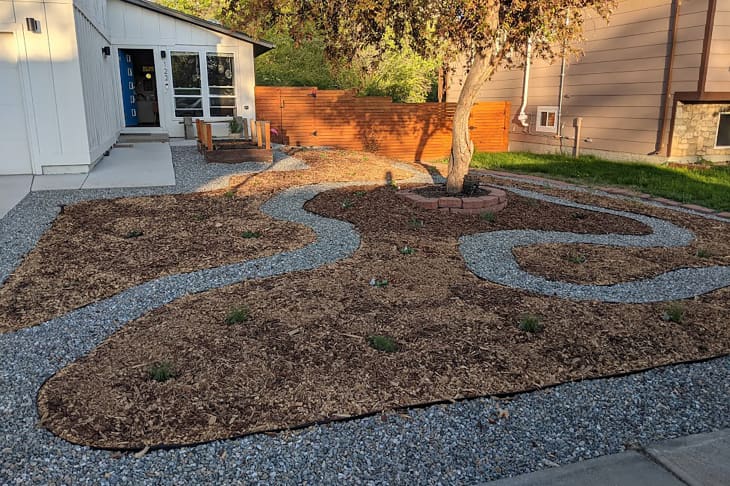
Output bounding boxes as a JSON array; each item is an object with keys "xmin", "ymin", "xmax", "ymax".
[{"xmin": 397, "ymin": 185, "xmax": 508, "ymax": 215}]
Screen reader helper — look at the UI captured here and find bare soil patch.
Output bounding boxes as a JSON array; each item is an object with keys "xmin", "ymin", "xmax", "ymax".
[
  {"xmin": 38, "ymin": 185, "xmax": 730, "ymax": 449},
  {"xmin": 0, "ymin": 149, "xmax": 427, "ymax": 334}
]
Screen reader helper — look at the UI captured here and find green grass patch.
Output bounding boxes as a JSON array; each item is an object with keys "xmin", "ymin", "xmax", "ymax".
[
  {"xmin": 148, "ymin": 362, "xmax": 176, "ymax": 382},
  {"xmin": 367, "ymin": 335, "xmax": 398, "ymax": 353},
  {"xmin": 241, "ymin": 230, "xmax": 262, "ymax": 239},
  {"xmin": 225, "ymin": 305, "xmax": 251, "ymax": 325},
  {"xmin": 472, "ymin": 152, "xmax": 730, "ymax": 211},
  {"xmin": 480, "ymin": 211, "xmax": 495, "ymax": 222},
  {"xmin": 695, "ymin": 248, "xmax": 712, "ymax": 258},
  {"xmin": 518, "ymin": 313, "xmax": 543, "ymax": 333}
]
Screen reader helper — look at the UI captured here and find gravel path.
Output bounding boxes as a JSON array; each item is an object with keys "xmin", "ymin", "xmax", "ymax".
[
  {"xmin": 460, "ymin": 186, "xmax": 730, "ymax": 303},
  {"xmin": 1, "ymin": 150, "xmax": 728, "ymax": 484}
]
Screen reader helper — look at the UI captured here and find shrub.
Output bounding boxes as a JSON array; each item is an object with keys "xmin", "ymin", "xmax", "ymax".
[
  {"xmin": 241, "ymin": 230, "xmax": 262, "ymax": 239},
  {"xmin": 480, "ymin": 211, "xmax": 495, "ymax": 222},
  {"xmin": 225, "ymin": 305, "xmax": 251, "ymax": 325},
  {"xmin": 125, "ymin": 229, "xmax": 143, "ymax": 239},
  {"xmin": 696, "ymin": 248, "xmax": 712, "ymax": 258},
  {"xmin": 148, "ymin": 362, "xmax": 176, "ymax": 382},
  {"xmin": 518, "ymin": 314, "xmax": 543, "ymax": 333},
  {"xmin": 368, "ymin": 335, "xmax": 398, "ymax": 353},
  {"xmin": 408, "ymin": 218, "xmax": 425, "ymax": 229},
  {"xmin": 223, "ymin": 190, "xmax": 236, "ymax": 199},
  {"xmin": 662, "ymin": 303, "xmax": 684, "ymax": 324},
  {"xmin": 399, "ymin": 246, "xmax": 416, "ymax": 255},
  {"xmin": 568, "ymin": 253, "xmax": 587, "ymax": 264},
  {"xmin": 341, "ymin": 199, "xmax": 354, "ymax": 209}
]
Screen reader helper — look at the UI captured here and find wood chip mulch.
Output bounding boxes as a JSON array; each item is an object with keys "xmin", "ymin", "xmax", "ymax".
[
  {"xmin": 37, "ymin": 184, "xmax": 730, "ymax": 449},
  {"xmin": 0, "ymin": 149, "xmax": 428, "ymax": 333}
]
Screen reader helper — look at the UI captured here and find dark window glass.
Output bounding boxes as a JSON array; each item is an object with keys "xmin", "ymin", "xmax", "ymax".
[{"xmin": 717, "ymin": 113, "xmax": 730, "ymax": 147}]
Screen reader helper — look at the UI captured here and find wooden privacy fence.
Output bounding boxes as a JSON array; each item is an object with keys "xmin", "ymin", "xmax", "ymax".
[{"xmin": 255, "ymin": 86, "xmax": 510, "ymax": 161}]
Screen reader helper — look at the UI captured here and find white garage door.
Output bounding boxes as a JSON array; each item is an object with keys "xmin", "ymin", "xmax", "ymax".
[{"xmin": 0, "ymin": 32, "xmax": 32, "ymax": 175}]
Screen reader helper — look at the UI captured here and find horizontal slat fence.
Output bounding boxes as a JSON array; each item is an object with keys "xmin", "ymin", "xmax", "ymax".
[{"xmin": 255, "ymin": 86, "xmax": 509, "ymax": 161}]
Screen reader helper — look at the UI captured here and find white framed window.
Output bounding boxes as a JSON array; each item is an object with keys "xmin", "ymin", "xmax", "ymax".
[
  {"xmin": 536, "ymin": 106, "xmax": 559, "ymax": 133},
  {"xmin": 206, "ymin": 52, "xmax": 236, "ymax": 117},
  {"xmin": 170, "ymin": 50, "xmax": 237, "ymax": 119},
  {"xmin": 171, "ymin": 51, "xmax": 203, "ymax": 118},
  {"xmin": 716, "ymin": 112, "xmax": 730, "ymax": 148}
]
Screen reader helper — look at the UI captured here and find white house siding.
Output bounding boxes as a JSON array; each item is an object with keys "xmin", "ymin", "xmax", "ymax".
[
  {"xmin": 447, "ymin": 0, "xmax": 708, "ymax": 161},
  {"xmin": 74, "ymin": 6, "xmax": 123, "ymax": 164},
  {"xmin": 707, "ymin": 2, "xmax": 730, "ymax": 92},
  {"xmin": 108, "ymin": 0, "xmax": 257, "ymax": 138},
  {"xmin": 0, "ymin": 0, "xmax": 94, "ymax": 174}
]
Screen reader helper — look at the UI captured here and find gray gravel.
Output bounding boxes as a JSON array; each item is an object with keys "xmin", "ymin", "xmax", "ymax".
[
  {"xmin": 461, "ymin": 186, "xmax": 730, "ymax": 303},
  {"xmin": 0, "ymin": 149, "xmax": 728, "ymax": 484}
]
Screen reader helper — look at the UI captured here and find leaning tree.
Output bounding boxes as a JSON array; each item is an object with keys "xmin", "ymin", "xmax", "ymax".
[{"xmin": 225, "ymin": 0, "xmax": 617, "ymax": 193}]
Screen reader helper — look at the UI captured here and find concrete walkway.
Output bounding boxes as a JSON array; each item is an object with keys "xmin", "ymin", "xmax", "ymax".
[
  {"xmin": 0, "ymin": 175, "xmax": 32, "ymax": 219},
  {"xmin": 0, "ymin": 142, "xmax": 175, "ymax": 218},
  {"xmin": 488, "ymin": 429, "xmax": 729, "ymax": 486}
]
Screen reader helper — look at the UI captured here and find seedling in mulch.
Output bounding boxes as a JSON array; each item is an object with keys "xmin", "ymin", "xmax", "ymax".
[
  {"xmin": 341, "ymin": 198, "xmax": 354, "ymax": 209},
  {"xmin": 408, "ymin": 218, "xmax": 425, "ymax": 229},
  {"xmin": 370, "ymin": 278, "xmax": 389, "ymax": 288},
  {"xmin": 354, "ymin": 191, "xmax": 367, "ymax": 198},
  {"xmin": 571, "ymin": 212, "xmax": 587, "ymax": 220},
  {"xmin": 568, "ymin": 253, "xmax": 587, "ymax": 264},
  {"xmin": 192, "ymin": 213, "xmax": 208, "ymax": 222},
  {"xmin": 148, "ymin": 362, "xmax": 176, "ymax": 382},
  {"xmin": 387, "ymin": 179, "xmax": 400, "ymax": 190},
  {"xmin": 223, "ymin": 189, "xmax": 236, "ymax": 199},
  {"xmin": 662, "ymin": 303, "xmax": 684, "ymax": 324},
  {"xmin": 480, "ymin": 211, "xmax": 495, "ymax": 222},
  {"xmin": 399, "ymin": 246, "xmax": 416, "ymax": 255},
  {"xmin": 225, "ymin": 305, "xmax": 251, "ymax": 325},
  {"xmin": 696, "ymin": 248, "xmax": 712, "ymax": 258},
  {"xmin": 367, "ymin": 335, "xmax": 398, "ymax": 353},
  {"xmin": 241, "ymin": 230, "xmax": 262, "ymax": 239},
  {"xmin": 124, "ymin": 229, "xmax": 144, "ymax": 239},
  {"xmin": 518, "ymin": 313, "xmax": 543, "ymax": 333}
]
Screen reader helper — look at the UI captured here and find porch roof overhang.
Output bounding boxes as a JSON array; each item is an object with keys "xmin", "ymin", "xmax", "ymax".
[{"xmin": 119, "ymin": 0, "xmax": 275, "ymax": 56}]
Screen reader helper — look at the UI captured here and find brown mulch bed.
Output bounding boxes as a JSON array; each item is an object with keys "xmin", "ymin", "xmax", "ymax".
[
  {"xmin": 0, "ymin": 193, "xmax": 314, "ymax": 333},
  {"xmin": 0, "ymin": 149, "xmax": 427, "ymax": 334},
  {"xmin": 37, "ymin": 185, "xmax": 730, "ymax": 449}
]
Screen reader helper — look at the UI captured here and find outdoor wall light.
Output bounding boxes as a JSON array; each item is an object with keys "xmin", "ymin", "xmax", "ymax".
[
  {"xmin": 25, "ymin": 18, "xmax": 41, "ymax": 33},
  {"xmin": 161, "ymin": 50, "xmax": 167, "ymax": 58},
  {"xmin": 101, "ymin": 46, "xmax": 111, "ymax": 57}
]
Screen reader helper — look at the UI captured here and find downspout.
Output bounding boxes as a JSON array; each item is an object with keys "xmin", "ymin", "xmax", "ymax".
[
  {"xmin": 655, "ymin": 0, "xmax": 680, "ymax": 156},
  {"xmin": 517, "ymin": 38, "xmax": 533, "ymax": 127},
  {"xmin": 557, "ymin": 10, "xmax": 570, "ymax": 147}
]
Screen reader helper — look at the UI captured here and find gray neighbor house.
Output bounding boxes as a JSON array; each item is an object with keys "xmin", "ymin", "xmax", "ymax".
[{"xmin": 448, "ymin": 0, "xmax": 730, "ymax": 163}]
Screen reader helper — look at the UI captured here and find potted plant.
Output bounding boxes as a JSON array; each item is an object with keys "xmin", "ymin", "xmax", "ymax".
[{"xmin": 229, "ymin": 117, "xmax": 243, "ymax": 138}]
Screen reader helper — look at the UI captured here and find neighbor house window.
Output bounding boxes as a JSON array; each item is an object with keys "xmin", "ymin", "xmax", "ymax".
[
  {"xmin": 536, "ymin": 106, "xmax": 559, "ymax": 133},
  {"xmin": 207, "ymin": 53, "xmax": 236, "ymax": 117},
  {"xmin": 717, "ymin": 113, "xmax": 730, "ymax": 147},
  {"xmin": 171, "ymin": 52, "xmax": 203, "ymax": 117}
]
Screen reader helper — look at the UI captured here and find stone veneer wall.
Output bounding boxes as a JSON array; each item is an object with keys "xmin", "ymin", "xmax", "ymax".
[{"xmin": 671, "ymin": 102, "xmax": 730, "ymax": 161}]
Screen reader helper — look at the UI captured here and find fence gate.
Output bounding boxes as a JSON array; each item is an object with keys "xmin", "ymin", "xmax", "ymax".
[{"xmin": 255, "ymin": 87, "xmax": 317, "ymax": 145}]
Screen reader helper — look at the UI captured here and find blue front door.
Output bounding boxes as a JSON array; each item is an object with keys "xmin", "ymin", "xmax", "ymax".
[{"xmin": 118, "ymin": 50, "xmax": 138, "ymax": 127}]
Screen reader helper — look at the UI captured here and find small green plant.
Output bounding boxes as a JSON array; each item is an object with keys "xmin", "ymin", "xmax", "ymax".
[
  {"xmin": 229, "ymin": 117, "xmax": 243, "ymax": 134},
  {"xmin": 662, "ymin": 303, "xmax": 684, "ymax": 324},
  {"xmin": 387, "ymin": 179, "xmax": 400, "ymax": 190},
  {"xmin": 125, "ymin": 229, "xmax": 143, "ymax": 239},
  {"xmin": 241, "ymin": 230, "xmax": 262, "ymax": 239},
  {"xmin": 568, "ymin": 253, "xmax": 587, "ymax": 264},
  {"xmin": 223, "ymin": 189, "xmax": 236, "ymax": 199},
  {"xmin": 696, "ymin": 248, "xmax": 712, "ymax": 258},
  {"xmin": 341, "ymin": 198, "xmax": 354, "ymax": 209},
  {"xmin": 367, "ymin": 335, "xmax": 398, "ymax": 353},
  {"xmin": 571, "ymin": 212, "xmax": 587, "ymax": 220},
  {"xmin": 370, "ymin": 278, "xmax": 389, "ymax": 288},
  {"xmin": 518, "ymin": 314, "xmax": 543, "ymax": 333},
  {"xmin": 408, "ymin": 218, "xmax": 424, "ymax": 229},
  {"xmin": 354, "ymin": 190, "xmax": 367, "ymax": 197},
  {"xmin": 225, "ymin": 305, "xmax": 251, "ymax": 325},
  {"xmin": 193, "ymin": 213, "xmax": 208, "ymax": 222},
  {"xmin": 399, "ymin": 246, "xmax": 416, "ymax": 255},
  {"xmin": 480, "ymin": 211, "xmax": 495, "ymax": 222},
  {"xmin": 148, "ymin": 362, "xmax": 176, "ymax": 382}
]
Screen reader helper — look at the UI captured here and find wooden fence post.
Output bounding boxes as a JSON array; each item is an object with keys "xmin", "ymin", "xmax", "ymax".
[
  {"xmin": 264, "ymin": 121, "xmax": 271, "ymax": 150},
  {"xmin": 256, "ymin": 121, "xmax": 264, "ymax": 148}
]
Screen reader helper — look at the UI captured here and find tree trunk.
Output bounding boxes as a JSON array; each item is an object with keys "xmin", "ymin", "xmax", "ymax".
[{"xmin": 446, "ymin": 51, "xmax": 497, "ymax": 194}]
